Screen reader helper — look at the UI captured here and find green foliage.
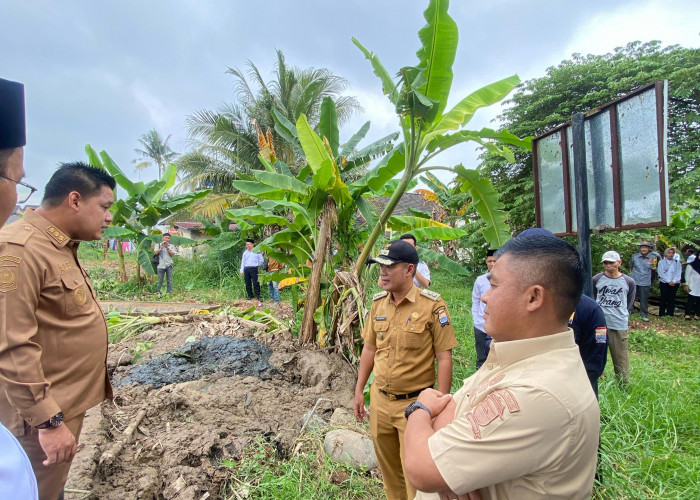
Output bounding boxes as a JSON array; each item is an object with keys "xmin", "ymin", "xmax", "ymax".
[
  {"xmin": 352, "ymin": 0, "xmax": 527, "ymax": 267},
  {"xmin": 481, "ymin": 41, "xmax": 700, "ymax": 234},
  {"xmin": 221, "ymin": 435, "xmax": 384, "ymax": 499},
  {"xmin": 87, "ymin": 144, "xmax": 209, "ymax": 275}
]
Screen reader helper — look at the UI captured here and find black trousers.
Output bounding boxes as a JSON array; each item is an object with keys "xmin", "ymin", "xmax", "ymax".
[
  {"xmin": 659, "ymin": 282, "xmax": 679, "ymax": 316},
  {"xmin": 685, "ymin": 294, "xmax": 700, "ymax": 317},
  {"xmin": 244, "ymin": 266, "xmax": 261, "ymax": 300},
  {"xmin": 474, "ymin": 327, "xmax": 492, "ymax": 369}
]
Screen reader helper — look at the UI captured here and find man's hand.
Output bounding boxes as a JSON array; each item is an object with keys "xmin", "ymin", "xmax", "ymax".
[
  {"xmin": 240, "ymin": 272, "xmax": 244, "ymax": 277},
  {"xmin": 417, "ymin": 388, "xmax": 452, "ymax": 418},
  {"xmin": 669, "ymin": 281, "xmax": 676, "ymax": 287},
  {"xmin": 353, "ymin": 392, "xmax": 367, "ymax": 422},
  {"xmin": 438, "ymin": 490, "xmax": 482, "ymax": 500},
  {"xmin": 38, "ymin": 424, "xmax": 77, "ymax": 466}
]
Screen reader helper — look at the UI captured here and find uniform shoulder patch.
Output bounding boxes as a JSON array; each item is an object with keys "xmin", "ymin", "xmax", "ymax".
[
  {"xmin": 420, "ymin": 289, "xmax": 441, "ymax": 301},
  {"xmin": 372, "ymin": 291, "xmax": 388, "ymax": 301}
]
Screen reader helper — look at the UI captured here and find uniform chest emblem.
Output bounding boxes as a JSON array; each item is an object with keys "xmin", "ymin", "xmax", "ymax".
[
  {"xmin": 74, "ymin": 287, "xmax": 87, "ymax": 305},
  {"xmin": 0, "ymin": 266, "xmax": 17, "ymax": 292}
]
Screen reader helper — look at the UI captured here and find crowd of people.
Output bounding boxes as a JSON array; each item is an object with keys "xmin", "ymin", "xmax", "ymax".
[{"xmin": 2, "ymin": 77, "xmax": 698, "ymax": 500}]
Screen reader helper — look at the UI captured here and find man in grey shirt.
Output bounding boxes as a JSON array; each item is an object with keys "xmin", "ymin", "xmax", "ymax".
[
  {"xmin": 154, "ymin": 232, "xmax": 177, "ymax": 293},
  {"xmin": 628, "ymin": 240, "xmax": 660, "ymax": 322},
  {"xmin": 593, "ymin": 251, "xmax": 636, "ymax": 384}
]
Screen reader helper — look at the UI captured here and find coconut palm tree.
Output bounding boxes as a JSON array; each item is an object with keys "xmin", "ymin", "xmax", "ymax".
[
  {"xmin": 177, "ymin": 50, "xmax": 361, "ymax": 211},
  {"xmin": 133, "ymin": 129, "xmax": 178, "ymax": 180}
]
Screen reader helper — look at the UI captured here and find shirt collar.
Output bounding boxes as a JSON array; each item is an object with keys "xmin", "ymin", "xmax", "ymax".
[
  {"xmin": 22, "ymin": 209, "xmax": 72, "ymax": 249},
  {"xmin": 489, "ymin": 329, "xmax": 576, "ymax": 368},
  {"xmin": 391, "ymin": 284, "xmax": 419, "ymax": 305}
]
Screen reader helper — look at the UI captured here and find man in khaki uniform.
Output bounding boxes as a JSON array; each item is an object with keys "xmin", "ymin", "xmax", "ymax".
[
  {"xmin": 0, "ymin": 162, "xmax": 116, "ymax": 500},
  {"xmin": 354, "ymin": 240, "xmax": 457, "ymax": 500},
  {"xmin": 404, "ymin": 235, "xmax": 600, "ymax": 499}
]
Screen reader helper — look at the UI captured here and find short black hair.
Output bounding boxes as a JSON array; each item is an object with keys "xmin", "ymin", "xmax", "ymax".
[
  {"xmin": 163, "ymin": 232, "xmax": 171, "ymax": 237},
  {"xmin": 400, "ymin": 233, "xmax": 417, "ymax": 245},
  {"xmin": 246, "ymin": 238, "xmax": 255, "ymax": 244},
  {"xmin": 42, "ymin": 162, "xmax": 116, "ymax": 207},
  {"xmin": 496, "ymin": 235, "xmax": 584, "ymax": 322}
]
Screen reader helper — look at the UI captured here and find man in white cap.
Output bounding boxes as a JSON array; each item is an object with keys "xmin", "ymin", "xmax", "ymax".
[{"xmin": 593, "ymin": 250, "xmax": 636, "ymax": 384}]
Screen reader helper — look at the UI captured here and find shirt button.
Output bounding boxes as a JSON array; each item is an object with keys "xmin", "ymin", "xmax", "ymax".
[
  {"xmin": 410, "ymin": 327, "xmax": 414, "ymax": 331},
  {"xmin": 24, "ymin": 226, "xmax": 31, "ymax": 231},
  {"xmin": 486, "ymin": 363, "xmax": 494, "ymax": 370},
  {"xmin": 74, "ymin": 279, "xmax": 79, "ymax": 285},
  {"xmin": 396, "ymin": 309, "xmax": 400, "ymax": 313}
]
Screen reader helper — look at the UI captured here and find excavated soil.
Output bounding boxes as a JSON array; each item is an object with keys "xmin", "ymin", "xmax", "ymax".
[{"xmin": 65, "ymin": 317, "xmax": 357, "ymax": 500}]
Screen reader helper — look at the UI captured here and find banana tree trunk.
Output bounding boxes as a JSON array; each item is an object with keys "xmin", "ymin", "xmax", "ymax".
[
  {"xmin": 116, "ymin": 240, "xmax": 128, "ymax": 282},
  {"xmin": 353, "ymin": 167, "xmax": 415, "ymax": 277},
  {"xmin": 103, "ymin": 237, "xmax": 109, "ymax": 260},
  {"xmin": 300, "ymin": 197, "xmax": 336, "ymax": 344}
]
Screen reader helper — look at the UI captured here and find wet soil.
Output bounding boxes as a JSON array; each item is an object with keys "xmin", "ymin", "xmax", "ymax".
[{"xmin": 65, "ymin": 317, "xmax": 357, "ymax": 500}]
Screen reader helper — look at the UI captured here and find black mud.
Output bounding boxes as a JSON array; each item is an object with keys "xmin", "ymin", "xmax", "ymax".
[{"xmin": 114, "ymin": 336, "xmax": 277, "ymax": 388}]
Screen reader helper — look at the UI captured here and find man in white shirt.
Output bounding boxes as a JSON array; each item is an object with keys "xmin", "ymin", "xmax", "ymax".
[
  {"xmin": 240, "ymin": 238, "xmax": 264, "ymax": 303},
  {"xmin": 471, "ymin": 249, "xmax": 496, "ymax": 369},
  {"xmin": 400, "ymin": 234, "xmax": 430, "ymax": 288}
]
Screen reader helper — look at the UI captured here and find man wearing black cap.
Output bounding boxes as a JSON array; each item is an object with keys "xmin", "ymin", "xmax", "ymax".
[
  {"xmin": 354, "ymin": 240, "xmax": 457, "ymax": 500},
  {"xmin": 471, "ymin": 249, "xmax": 497, "ymax": 369},
  {"xmin": 0, "ymin": 78, "xmax": 39, "ymax": 499}
]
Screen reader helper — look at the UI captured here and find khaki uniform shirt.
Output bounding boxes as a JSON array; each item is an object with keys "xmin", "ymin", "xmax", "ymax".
[
  {"xmin": 416, "ymin": 330, "xmax": 599, "ymax": 500},
  {"xmin": 362, "ymin": 285, "xmax": 458, "ymax": 394},
  {"xmin": 0, "ymin": 210, "xmax": 112, "ymax": 435}
]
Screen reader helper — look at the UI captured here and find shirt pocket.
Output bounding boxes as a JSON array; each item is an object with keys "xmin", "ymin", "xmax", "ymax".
[
  {"xmin": 373, "ymin": 321, "xmax": 390, "ymax": 347},
  {"xmin": 402, "ymin": 321, "xmax": 428, "ymax": 350},
  {"xmin": 61, "ymin": 271, "xmax": 91, "ymax": 317}
]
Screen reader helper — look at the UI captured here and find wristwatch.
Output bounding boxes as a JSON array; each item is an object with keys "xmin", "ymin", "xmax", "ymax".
[
  {"xmin": 36, "ymin": 412, "xmax": 64, "ymax": 429},
  {"xmin": 405, "ymin": 401, "xmax": 431, "ymax": 420}
]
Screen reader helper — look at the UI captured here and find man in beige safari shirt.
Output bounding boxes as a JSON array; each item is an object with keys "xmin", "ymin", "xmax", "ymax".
[{"xmin": 403, "ymin": 235, "xmax": 599, "ymax": 499}]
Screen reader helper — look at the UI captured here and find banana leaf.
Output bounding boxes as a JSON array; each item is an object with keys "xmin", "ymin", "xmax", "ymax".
[
  {"xmin": 318, "ymin": 97, "xmax": 339, "ymax": 157},
  {"xmin": 352, "ymin": 37, "xmax": 398, "ymax": 104},
  {"xmin": 417, "ymin": 247, "xmax": 470, "ymax": 277}
]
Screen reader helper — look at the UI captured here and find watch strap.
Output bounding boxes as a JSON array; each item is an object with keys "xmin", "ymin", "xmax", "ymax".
[{"xmin": 405, "ymin": 401, "xmax": 432, "ymax": 419}]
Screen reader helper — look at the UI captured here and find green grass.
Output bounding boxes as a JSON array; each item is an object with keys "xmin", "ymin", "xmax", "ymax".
[
  {"xmin": 220, "ymin": 435, "xmax": 384, "ymax": 499},
  {"xmin": 79, "ymin": 249, "xmax": 698, "ymax": 498}
]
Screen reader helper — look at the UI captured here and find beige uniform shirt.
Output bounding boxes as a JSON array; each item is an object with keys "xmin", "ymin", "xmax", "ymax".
[
  {"xmin": 362, "ymin": 285, "xmax": 458, "ymax": 394},
  {"xmin": 0, "ymin": 210, "xmax": 112, "ymax": 435},
  {"xmin": 416, "ymin": 330, "xmax": 599, "ymax": 500}
]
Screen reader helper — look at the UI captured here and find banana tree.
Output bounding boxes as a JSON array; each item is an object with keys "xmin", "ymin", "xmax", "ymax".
[
  {"xmin": 351, "ymin": 0, "xmax": 532, "ymax": 276},
  {"xmin": 86, "ymin": 145, "xmax": 210, "ymax": 280},
  {"xmin": 227, "ymin": 97, "xmax": 401, "ymax": 344}
]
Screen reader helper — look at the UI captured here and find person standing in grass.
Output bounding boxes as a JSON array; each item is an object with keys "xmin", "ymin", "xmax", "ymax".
[
  {"xmin": 628, "ymin": 240, "xmax": 660, "ymax": 322},
  {"xmin": 400, "ymin": 234, "xmax": 431, "ymax": 288},
  {"xmin": 593, "ymin": 251, "xmax": 636, "ymax": 384},
  {"xmin": 354, "ymin": 240, "xmax": 457, "ymax": 500},
  {"xmin": 657, "ymin": 247, "xmax": 682, "ymax": 317},
  {"xmin": 471, "ymin": 248, "xmax": 496, "ymax": 369},
  {"xmin": 266, "ymin": 255, "xmax": 282, "ymax": 303},
  {"xmin": 240, "ymin": 238, "xmax": 264, "ymax": 304},
  {"xmin": 684, "ymin": 256, "xmax": 700, "ymax": 320},
  {"xmin": 404, "ymin": 236, "xmax": 599, "ymax": 499},
  {"xmin": 153, "ymin": 233, "xmax": 177, "ymax": 294}
]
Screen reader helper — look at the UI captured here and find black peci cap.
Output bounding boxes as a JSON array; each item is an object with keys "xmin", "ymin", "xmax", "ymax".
[
  {"xmin": 0, "ymin": 78, "xmax": 26, "ymax": 149},
  {"xmin": 368, "ymin": 240, "xmax": 419, "ymax": 266}
]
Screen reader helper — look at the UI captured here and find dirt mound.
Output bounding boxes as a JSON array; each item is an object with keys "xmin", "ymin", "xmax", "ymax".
[
  {"xmin": 65, "ymin": 318, "xmax": 358, "ymax": 499},
  {"xmin": 114, "ymin": 336, "xmax": 277, "ymax": 388}
]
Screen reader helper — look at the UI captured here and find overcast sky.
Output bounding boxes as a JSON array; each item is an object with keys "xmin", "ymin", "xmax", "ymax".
[{"xmin": 3, "ymin": 0, "xmax": 698, "ymax": 199}]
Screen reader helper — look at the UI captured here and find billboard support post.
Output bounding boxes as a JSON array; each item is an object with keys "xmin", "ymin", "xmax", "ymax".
[{"xmin": 572, "ymin": 112, "xmax": 593, "ymax": 297}]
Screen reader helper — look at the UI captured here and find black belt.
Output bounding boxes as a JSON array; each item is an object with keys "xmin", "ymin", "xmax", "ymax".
[{"xmin": 378, "ymin": 387, "xmax": 429, "ymax": 401}]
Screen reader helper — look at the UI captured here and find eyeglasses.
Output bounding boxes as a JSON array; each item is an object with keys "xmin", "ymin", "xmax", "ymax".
[{"xmin": 0, "ymin": 174, "xmax": 37, "ymax": 204}]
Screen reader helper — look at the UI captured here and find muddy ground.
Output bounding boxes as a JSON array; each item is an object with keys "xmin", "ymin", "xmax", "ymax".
[{"xmin": 65, "ymin": 314, "xmax": 358, "ymax": 500}]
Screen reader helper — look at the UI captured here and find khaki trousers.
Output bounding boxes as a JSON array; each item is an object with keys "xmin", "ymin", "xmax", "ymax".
[
  {"xmin": 369, "ymin": 383, "xmax": 416, "ymax": 500},
  {"xmin": 607, "ymin": 329, "xmax": 629, "ymax": 383},
  {"xmin": 17, "ymin": 413, "xmax": 85, "ymax": 500}
]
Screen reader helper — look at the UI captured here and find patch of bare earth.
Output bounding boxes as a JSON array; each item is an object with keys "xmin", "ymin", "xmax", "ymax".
[{"xmin": 65, "ymin": 317, "xmax": 356, "ymax": 500}]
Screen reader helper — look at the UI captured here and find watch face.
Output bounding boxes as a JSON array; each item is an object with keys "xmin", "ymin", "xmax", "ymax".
[{"xmin": 50, "ymin": 412, "xmax": 64, "ymax": 427}]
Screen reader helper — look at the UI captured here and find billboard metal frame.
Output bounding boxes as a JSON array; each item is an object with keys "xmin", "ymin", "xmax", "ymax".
[{"xmin": 532, "ymin": 80, "xmax": 668, "ymax": 236}]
